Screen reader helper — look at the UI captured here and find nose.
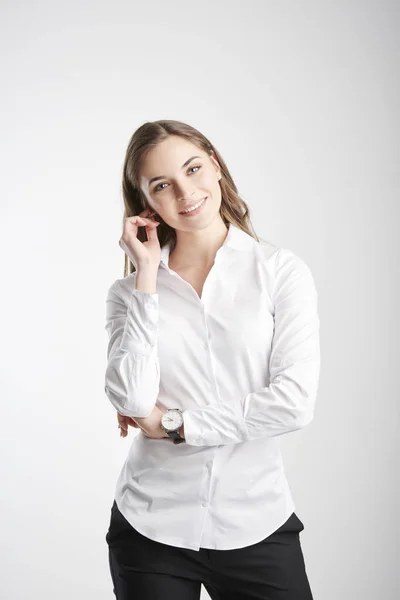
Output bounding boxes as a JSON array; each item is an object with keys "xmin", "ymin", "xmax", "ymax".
[{"xmin": 178, "ymin": 189, "xmax": 196, "ymax": 203}]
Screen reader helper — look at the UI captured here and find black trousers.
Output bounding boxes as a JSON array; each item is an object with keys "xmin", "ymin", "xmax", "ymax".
[{"xmin": 105, "ymin": 500, "xmax": 314, "ymax": 600}]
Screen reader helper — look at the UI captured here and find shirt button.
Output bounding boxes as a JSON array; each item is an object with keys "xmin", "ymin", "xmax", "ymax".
[
  {"xmin": 202, "ymin": 502, "xmax": 208, "ymax": 507},
  {"xmin": 206, "ymin": 461, "xmax": 212, "ymax": 468}
]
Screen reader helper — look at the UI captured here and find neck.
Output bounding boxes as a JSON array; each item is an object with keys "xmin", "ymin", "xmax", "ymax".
[{"xmin": 169, "ymin": 217, "xmax": 229, "ymax": 269}]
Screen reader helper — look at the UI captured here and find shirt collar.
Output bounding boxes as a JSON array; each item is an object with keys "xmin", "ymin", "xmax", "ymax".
[{"xmin": 160, "ymin": 222, "xmax": 255, "ymax": 268}]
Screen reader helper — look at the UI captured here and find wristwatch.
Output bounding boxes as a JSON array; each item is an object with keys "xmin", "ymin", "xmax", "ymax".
[{"xmin": 161, "ymin": 408, "xmax": 185, "ymax": 444}]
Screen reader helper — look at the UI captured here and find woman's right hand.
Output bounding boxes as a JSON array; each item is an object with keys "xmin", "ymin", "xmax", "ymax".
[{"xmin": 119, "ymin": 208, "xmax": 161, "ymax": 271}]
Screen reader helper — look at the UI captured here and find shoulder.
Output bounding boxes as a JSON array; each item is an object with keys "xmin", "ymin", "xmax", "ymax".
[
  {"xmin": 273, "ymin": 247, "xmax": 316, "ymax": 280},
  {"xmin": 270, "ymin": 247, "xmax": 318, "ymax": 304},
  {"xmin": 254, "ymin": 237, "xmax": 312, "ymax": 270},
  {"xmin": 254, "ymin": 237, "xmax": 280, "ymax": 262},
  {"xmin": 252, "ymin": 239, "xmax": 317, "ymax": 295},
  {"xmin": 252, "ymin": 238, "xmax": 310, "ymax": 273}
]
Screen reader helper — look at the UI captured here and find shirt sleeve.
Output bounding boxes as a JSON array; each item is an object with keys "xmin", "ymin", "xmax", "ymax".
[
  {"xmin": 182, "ymin": 248, "xmax": 321, "ymax": 446},
  {"xmin": 104, "ymin": 279, "xmax": 160, "ymax": 418}
]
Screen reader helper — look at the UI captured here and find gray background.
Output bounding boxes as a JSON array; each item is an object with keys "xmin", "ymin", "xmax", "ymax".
[{"xmin": 1, "ymin": 1, "xmax": 398, "ymax": 598}]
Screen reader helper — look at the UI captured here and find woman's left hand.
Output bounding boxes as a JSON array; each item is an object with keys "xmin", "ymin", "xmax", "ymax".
[
  {"xmin": 117, "ymin": 405, "xmax": 169, "ymax": 439},
  {"xmin": 117, "ymin": 412, "xmax": 139, "ymax": 438}
]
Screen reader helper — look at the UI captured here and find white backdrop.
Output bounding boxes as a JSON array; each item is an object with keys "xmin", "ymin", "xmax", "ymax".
[{"xmin": 1, "ymin": 1, "xmax": 398, "ymax": 598}]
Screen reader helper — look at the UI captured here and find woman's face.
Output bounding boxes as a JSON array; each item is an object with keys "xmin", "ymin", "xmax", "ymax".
[{"xmin": 138, "ymin": 135, "xmax": 222, "ymax": 230}]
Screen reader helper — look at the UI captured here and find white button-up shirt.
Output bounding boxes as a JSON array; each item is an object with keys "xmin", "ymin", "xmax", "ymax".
[{"xmin": 104, "ymin": 223, "xmax": 320, "ymax": 551}]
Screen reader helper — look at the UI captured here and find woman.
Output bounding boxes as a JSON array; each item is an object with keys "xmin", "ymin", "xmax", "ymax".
[{"xmin": 104, "ymin": 119, "xmax": 320, "ymax": 599}]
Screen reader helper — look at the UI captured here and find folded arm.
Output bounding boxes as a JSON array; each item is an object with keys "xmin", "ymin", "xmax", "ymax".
[{"xmin": 181, "ymin": 248, "xmax": 321, "ymax": 446}]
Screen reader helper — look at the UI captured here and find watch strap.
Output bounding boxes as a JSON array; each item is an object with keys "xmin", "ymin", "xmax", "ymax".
[{"xmin": 168, "ymin": 430, "xmax": 185, "ymax": 444}]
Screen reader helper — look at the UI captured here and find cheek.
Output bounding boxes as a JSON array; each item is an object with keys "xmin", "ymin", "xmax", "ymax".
[
  {"xmin": 205, "ymin": 174, "xmax": 222, "ymax": 199},
  {"xmin": 203, "ymin": 172, "xmax": 217, "ymax": 187},
  {"xmin": 143, "ymin": 194, "xmax": 156, "ymax": 210},
  {"xmin": 148, "ymin": 196, "xmax": 164, "ymax": 214}
]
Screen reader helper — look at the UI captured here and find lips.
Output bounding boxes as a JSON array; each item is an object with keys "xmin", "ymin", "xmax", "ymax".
[{"xmin": 179, "ymin": 196, "xmax": 207, "ymax": 214}]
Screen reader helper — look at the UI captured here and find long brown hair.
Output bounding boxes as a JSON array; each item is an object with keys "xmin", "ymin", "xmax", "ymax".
[{"xmin": 121, "ymin": 119, "xmax": 266, "ymax": 277}]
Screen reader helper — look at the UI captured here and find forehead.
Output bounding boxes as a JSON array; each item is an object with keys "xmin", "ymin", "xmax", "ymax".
[{"xmin": 139, "ymin": 136, "xmax": 207, "ymax": 179}]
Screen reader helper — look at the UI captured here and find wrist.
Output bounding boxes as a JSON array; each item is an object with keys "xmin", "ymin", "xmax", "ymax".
[
  {"xmin": 136, "ymin": 266, "xmax": 158, "ymax": 293},
  {"xmin": 160, "ymin": 409, "xmax": 185, "ymax": 441}
]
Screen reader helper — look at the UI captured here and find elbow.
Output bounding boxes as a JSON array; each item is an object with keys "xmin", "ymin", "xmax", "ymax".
[
  {"xmin": 274, "ymin": 367, "xmax": 319, "ymax": 431},
  {"xmin": 290, "ymin": 387, "xmax": 317, "ymax": 431},
  {"xmin": 103, "ymin": 374, "xmax": 130, "ymax": 415},
  {"xmin": 104, "ymin": 383, "xmax": 155, "ymax": 418},
  {"xmin": 104, "ymin": 349, "xmax": 161, "ymax": 417},
  {"xmin": 104, "ymin": 363, "xmax": 159, "ymax": 417},
  {"xmin": 274, "ymin": 408, "xmax": 314, "ymax": 437},
  {"xmin": 274, "ymin": 389, "xmax": 316, "ymax": 434},
  {"xmin": 292, "ymin": 410, "xmax": 314, "ymax": 431}
]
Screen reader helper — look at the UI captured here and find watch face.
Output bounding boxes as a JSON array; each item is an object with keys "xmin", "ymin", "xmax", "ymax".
[{"xmin": 162, "ymin": 410, "xmax": 183, "ymax": 432}]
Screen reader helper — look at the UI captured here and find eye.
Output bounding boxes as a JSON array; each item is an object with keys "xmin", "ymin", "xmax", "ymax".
[
  {"xmin": 154, "ymin": 182, "xmax": 167, "ymax": 192},
  {"xmin": 153, "ymin": 165, "xmax": 202, "ymax": 192}
]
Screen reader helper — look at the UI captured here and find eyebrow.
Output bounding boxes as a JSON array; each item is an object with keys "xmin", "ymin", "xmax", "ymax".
[{"xmin": 148, "ymin": 156, "xmax": 202, "ymax": 187}]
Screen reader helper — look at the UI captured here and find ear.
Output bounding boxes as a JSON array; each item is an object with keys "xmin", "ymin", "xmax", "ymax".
[{"xmin": 209, "ymin": 151, "xmax": 221, "ymax": 176}]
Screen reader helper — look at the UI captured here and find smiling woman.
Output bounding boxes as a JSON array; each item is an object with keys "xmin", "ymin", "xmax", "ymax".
[
  {"xmin": 120, "ymin": 119, "xmax": 264, "ymax": 277},
  {"xmin": 104, "ymin": 119, "xmax": 319, "ymax": 600}
]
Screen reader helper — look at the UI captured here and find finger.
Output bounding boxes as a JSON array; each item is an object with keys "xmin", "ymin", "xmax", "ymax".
[
  {"xmin": 139, "ymin": 208, "xmax": 157, "ymax": 218},
  {"xmin": 146, "ymin": 224, "xmax": 160, "ymax": 241},
  {"xmin": 126, "ymin": 216, "xmax": 156, "ymax": 226},
  {"xmin": 121, "ymin": 217, "xmax": 144, "ymax": 238},
  {"xmin": 117, "ymin": 417, "xmax": 128, "ymax": 430},
  {"xmin": 118, "ymin": 425, "xmax": 128, "ymax": 434}
]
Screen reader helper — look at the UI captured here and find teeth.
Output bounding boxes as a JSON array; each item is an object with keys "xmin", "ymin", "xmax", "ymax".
[{"xmin": 180, "ymin": 197, "xmax": 205, "ymax": 214}]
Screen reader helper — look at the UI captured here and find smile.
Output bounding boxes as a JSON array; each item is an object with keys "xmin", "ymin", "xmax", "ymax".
[{"xmin": 179, "ymin": 197, "xmax": 207, "ymax": 216}]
